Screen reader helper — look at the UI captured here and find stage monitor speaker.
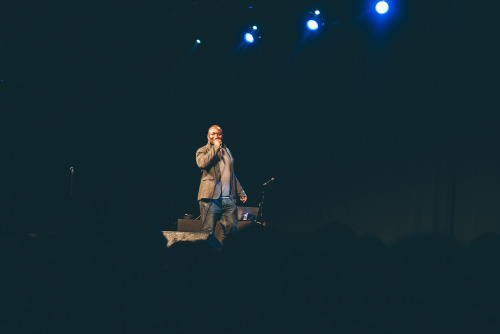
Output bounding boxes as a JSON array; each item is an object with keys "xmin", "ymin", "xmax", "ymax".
[
  {"xmin": 177, "ymin": 219, "xmax": 222, "ymax": 241},
  {"xmin": 177, "ymin": 219, "xmax": 202, "ymax": 232},
  {"xmin": 177, "ymin": 219, "xmax": 258, "ymax": 243},
  {"xmin": 177, "ymin": 219, "xmax": 256, "ymax": 232},
  {"xmin": 236, "ymin": 220, "xmax": 255, "ymax": 231},
  {"xmin": 162, "ymin": 231, "xmax": 222, "ymax": 251}
]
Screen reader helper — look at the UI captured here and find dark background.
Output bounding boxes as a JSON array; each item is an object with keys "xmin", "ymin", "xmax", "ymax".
[{"xmin": 1, "ymin": 0, "xmax": 498, "ymax": 243}]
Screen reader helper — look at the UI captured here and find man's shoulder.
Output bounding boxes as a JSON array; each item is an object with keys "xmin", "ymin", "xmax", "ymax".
[{"xmin": 196, "ymin": 142, "xmax": 212, "ymax": 153}]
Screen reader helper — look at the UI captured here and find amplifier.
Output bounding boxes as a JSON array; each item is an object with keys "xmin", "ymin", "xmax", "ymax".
[{"xmin": 177, "ymin": 219, "xmax": 256, "ymax": 232}]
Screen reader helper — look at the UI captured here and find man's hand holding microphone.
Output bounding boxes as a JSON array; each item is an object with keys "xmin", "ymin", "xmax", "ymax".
[{"xmin": 215, "ymin": 138, "xmax": 223, "ymax": 149}]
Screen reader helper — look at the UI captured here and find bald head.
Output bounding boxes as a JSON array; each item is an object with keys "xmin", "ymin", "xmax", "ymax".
[
  {"xmin": 207, "ymin": 125, "xmax": 223, "ymax": 146},
  {"xmin": 208, "ymin": 125, "xmax": 222, "ymax": 135}
]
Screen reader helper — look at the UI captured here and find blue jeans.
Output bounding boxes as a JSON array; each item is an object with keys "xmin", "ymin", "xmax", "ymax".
[{"xmin": 199, "ymin": 198, "xmax": 237, "ymax": 243}]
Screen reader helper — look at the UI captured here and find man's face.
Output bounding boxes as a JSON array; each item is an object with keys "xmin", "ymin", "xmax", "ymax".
[{"xmin": 207, "ymin": 126, "xmax": 223, "ymax": 145}]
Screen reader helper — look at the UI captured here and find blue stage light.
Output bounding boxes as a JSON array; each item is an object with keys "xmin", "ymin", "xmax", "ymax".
[
  {"xmin": 375, "ymin": 1, "xmax": 389, "ymax": 14},
  {"xmin": 314, "ymin": 10, "xmax": 320, "ymax": 15},
  {"xmin": 306, "ymin": 20, "xmax": 319, "ymax": 31},
  {"xmin": 244, "ymin": 33, "xmax": 255, "ymax": 43},
  {"xmin": 196, "ymin": 39, "xmax": 201, "ymax": 44}
]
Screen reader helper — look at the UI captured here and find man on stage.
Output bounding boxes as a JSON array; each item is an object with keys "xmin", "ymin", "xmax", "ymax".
[{"xmin": 196, "ymin": 125, "xmax": 247, "ymax": 243}]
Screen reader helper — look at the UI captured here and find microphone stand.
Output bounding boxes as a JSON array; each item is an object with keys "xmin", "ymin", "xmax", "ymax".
[
  {"xmin": 256, "ymin": 187, "xmax": 266, "ymax": 227},
  {"xmin": 69, "ymin": 167, "xmax": 74, "ymax": 198},
  {"xmin": 257, "ymin": 177, "xmax": 274, "ymax": 227},
  {"xmin": 257, "ymin": 185, "xmax": 272, "ymax": 228},
  {"xmin": 67, "ymin": 166, "xmax": 76, "ymax": 226}
]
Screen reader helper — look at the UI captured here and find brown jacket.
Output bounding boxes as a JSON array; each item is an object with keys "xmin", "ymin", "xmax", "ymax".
[{"xmin": 196, "ymin": 141, "xmax": 246, "ymax": 202}]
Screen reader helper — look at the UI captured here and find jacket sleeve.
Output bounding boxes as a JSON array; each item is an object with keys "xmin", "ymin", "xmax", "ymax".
[
  {"xmin": 234, "ymin": 174, "xmax": 246, "ymax": 198},
  {"xmin": 196, "ymin": 145, "xmax": 219, "ymax": 169}
]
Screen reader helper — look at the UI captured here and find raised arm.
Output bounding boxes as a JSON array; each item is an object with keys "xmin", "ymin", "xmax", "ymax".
[{"xmin": 196, "ymin": 143, "xmax": 220, "ymax": 169}]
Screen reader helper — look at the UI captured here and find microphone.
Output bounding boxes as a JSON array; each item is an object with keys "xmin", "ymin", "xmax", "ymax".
[{"xmin": 262, "ymin": 177, "xmax": 275, "ymax": 186}]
